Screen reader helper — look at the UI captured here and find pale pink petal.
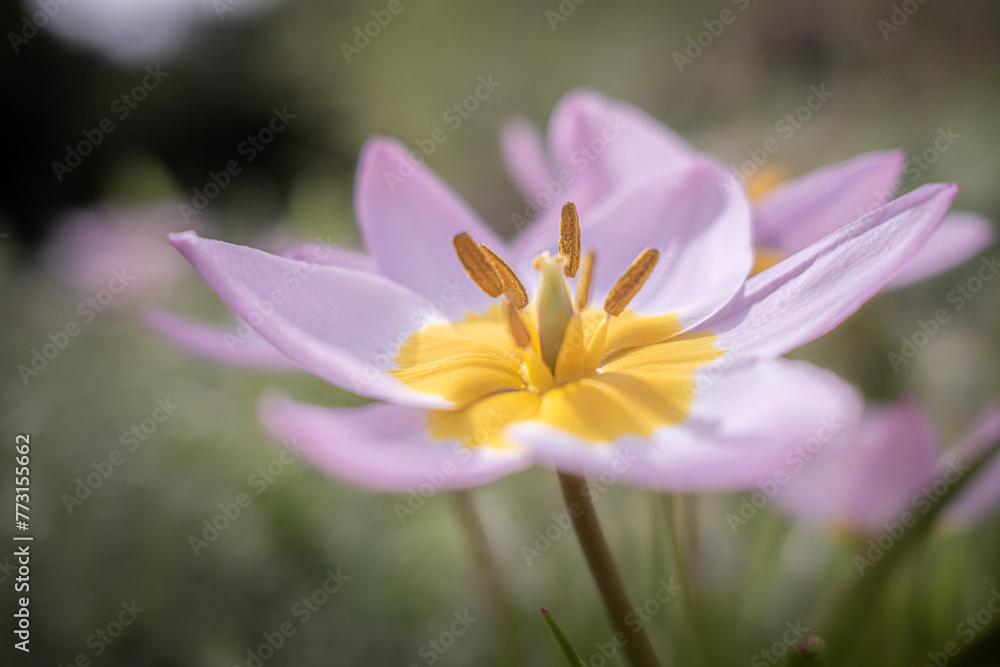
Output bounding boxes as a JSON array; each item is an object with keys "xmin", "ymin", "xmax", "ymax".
[
  {"xmin": 776, "ymin": 400, "xmax": 941, "ymax": 533},
  {"xmin": 614, "ymin": 161, "xmax": 753, "ymax": 327},
  {"xmin": 602, "ymin": 161, "xmax": 753, "ymax": 326},
  {"xmin": 510, "ymin": 90, "xmax": 697, "ymax": 261},
  {"xmin": 754, "ymin": 150, "xmax": 906, "ymax": 251},
  {"xmin": 144, "ymin": 309, "xmax": 298, "ymax": 370},
  {"xmin": 499, "ymin": 115, "xmax": 554, "ymax": 201},
  {"xmin": 511, "ymin": 160, "xmax": 752, "ymax": 328},
  {"xmin": 547, "ymin": 89, "xmax": 695, "ymax": 196},
  {"xmin": 507, "ymin": 359, "xmax": 861, "ymax": 492},
  {"xmin": 704, "ymin": 183, "xmax": 959, "ymax": 359},
  {"xmin": 280, "ymin": 243, "xmax": 377, "ymax": 272},
  {"xmin": 170, "ymin": 231, "xmax": 451, "ymax": 408},
  {"xmin": 942, "ymin": 400, "xmax": 1000, "ymax": 526},
  {"xmin": 886, "ymin": 212, "xmax": 995, "ymax": 289},
  {"xmin": 842, "ymin": 400, "xmax": 941, "ymax": 527},
  {"xmin": 355, "ymin": 137, "xmax": 507, "ymax": 318},
  {"xmin": 259, "ymin": 395, "xmax": 531, "ymax": 493}
]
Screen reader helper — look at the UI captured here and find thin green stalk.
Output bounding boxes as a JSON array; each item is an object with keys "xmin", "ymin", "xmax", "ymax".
[
  {"xmin": 920, "ymin": 616, "xmax": 1000, "ymax": 667},
  {"xmin": 558, "ymin": 471, "xmax": 662, "ymax": 667},
  {"xmin": 542, "ymin": 608, "xmax": 587, "ymax": 667},
  {"xmin": 813, "ymin": 437, "xmax": 1000, "ymax": 662},
  {"xmin": 661, "ymin": 494, "xmax": 710, "ymax": 667},
  {"xmin": 452, "ymin": 490, "xmax": 523, "ymax": 667}
]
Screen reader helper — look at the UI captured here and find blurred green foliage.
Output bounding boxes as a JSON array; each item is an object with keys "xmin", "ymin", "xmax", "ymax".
[{"xmin": 2, "ymin": 0, "xmax": 1000, "ymax": 665}]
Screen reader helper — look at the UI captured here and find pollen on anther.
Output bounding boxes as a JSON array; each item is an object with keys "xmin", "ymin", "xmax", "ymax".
[
  {"xmin": 453, "ymin": 233, "xmax": 503, "ymax": 297},
  {"xmin": 576, "ymin": 250, "xmax": 595, "ymax": 310},
  {"xmin": 604, "ymin": 248, "xmax": 659, "ymax": 316},
  {"xmin": 558, "ymin": 202, "xmax": 581, "ymax": 278},
  {"xmin": 480, "ymin": 244, "xmax": 528, "ymax": 310},
  {"xmin": 505, "ymin": 299, "xmax": 531, "ymax": 347}
]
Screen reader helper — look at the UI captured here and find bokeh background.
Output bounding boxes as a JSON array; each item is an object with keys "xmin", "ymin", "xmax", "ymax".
[{"xmin": 2, "ymin": 0, "xmax": 1000, "ymax": 665}]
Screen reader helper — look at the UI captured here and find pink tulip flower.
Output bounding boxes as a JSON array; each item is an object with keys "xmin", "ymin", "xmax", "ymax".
[{"xmin": 164, "ymin": 131, "xmax": 959, "ymax": 493}]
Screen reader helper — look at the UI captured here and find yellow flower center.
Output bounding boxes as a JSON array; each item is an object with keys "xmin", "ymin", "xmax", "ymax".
[
  {"xmin": 392, "ymin": 203, "xmax": 723, "ymax": 448},
  {"xmin": 746, "ymin": 164, "xmax": 789, "ymax": 276},
  {"xmin": 745, "ymin": 164, "xmax": 788, "ymax": 202},
  {"xmin": 751, "ymin": 246, "xmax": 786, "ymax": 275}
]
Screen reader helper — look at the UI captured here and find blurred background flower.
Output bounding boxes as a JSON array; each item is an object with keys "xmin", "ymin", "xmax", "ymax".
[
  {"xmin": 38, "ymin": 0, "xmax": 282, "ymax": 64},
  {"xmin": 2, "ymin": 0, "xmax": 999, "ymax": 665},
  {"xmin": 42, "ymin": 202, "xmax": 200, "ymax": 300}
]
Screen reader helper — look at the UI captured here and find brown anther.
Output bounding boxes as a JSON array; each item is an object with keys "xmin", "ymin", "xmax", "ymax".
[
  {"xmin": 505, "ymin": 299, "xmax": 531, "ymax": 348},
  {"xmin": 558, "ymin": 202, "xmax": 581, "ymax": 278},
  {"xmin": 604, "ymin": 248, "xmax": 660, "ymax": 316},
  {"xmin": 480, "ymin": 244, "xmax": 528, "ymax": 310},
  {"xmin": 453, "ymin": 233, "xmax": 502, "ymax": 297},
  {"xmin": 576, "ymin": 249, "xmax": 595, "ymax": 310}
]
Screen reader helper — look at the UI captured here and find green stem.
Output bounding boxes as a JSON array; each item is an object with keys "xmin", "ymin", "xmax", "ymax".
[
  {"xmin": 452, "ymin": 490, "xmax": 523, "ymax": 667},
  {"xmin": 661, "ymin": 494, "xmax": 710, "ymax": 667},
  {"xmin": 813, "ymin": 437, "xmax": 1000, "ymax": 661},
  {"xmin": 558, "ymin": 472, "xmax": 662, "ymax": 667},
  {"xmin": 920, "ymin": 616, "xmax": 1000, "ymax": 667}
]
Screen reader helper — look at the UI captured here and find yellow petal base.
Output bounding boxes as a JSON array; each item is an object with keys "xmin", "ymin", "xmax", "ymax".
[
  {"xmin": 751, "ymin": 246, "xmax": 787, "ymax": 275},
  {"xmin": 393, "ymin": 304, "xmax": 723, "ymax": 447}
]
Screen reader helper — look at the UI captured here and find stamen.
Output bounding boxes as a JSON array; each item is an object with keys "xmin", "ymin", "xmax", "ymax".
[
  {"xmin": 505, "ymin": 299, "xmax": 531, "ymax": 347},
  {"xmin": 604, "ymin": 248, "xmax": 659, "ymax": 316},
  {"xmin": 480, "ymin": 245, "xmax": 528, "ymax": 310},
  {"xmin": 453, "ymin": 233, "xmax": 502, "ymax": 297},
  {"xmin": 558, "ymin": 202, "xmax": 581, "ymax": 278},
  {"xmin": 576, "ymin": 249, "xmax": 595, "ymax": 309}
]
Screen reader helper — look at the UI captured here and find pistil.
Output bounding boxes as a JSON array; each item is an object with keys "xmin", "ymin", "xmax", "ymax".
[
  {"xmin": 535, "ymin": 253, "xmax": 575, "ymax": 371},
  {"xmin": 451, "ymin": 203, "xmax": 660, "ymax": 381}
]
